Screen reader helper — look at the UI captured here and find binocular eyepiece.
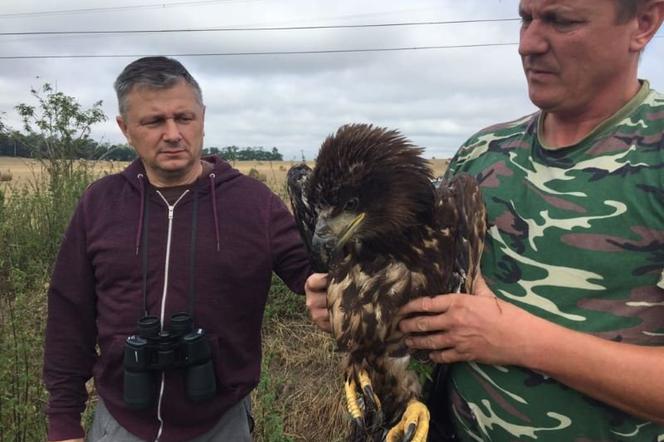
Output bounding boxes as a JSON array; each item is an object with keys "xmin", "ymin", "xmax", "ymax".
[{"xmin": 123, "ymin": 312, "xmax": 217, "ymax": 409}]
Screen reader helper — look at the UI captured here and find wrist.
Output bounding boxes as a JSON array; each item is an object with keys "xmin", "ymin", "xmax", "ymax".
[
  {"xmin": 47, "ymin": 412, "xmax": 84, "ymax": 442},
  {"xmin": 508, "ymin": 307, "xmax": 559, "ymax": 370}
]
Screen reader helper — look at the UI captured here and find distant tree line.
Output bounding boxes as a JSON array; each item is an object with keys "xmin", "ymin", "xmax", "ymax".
[
  {"xmin": 205, "ymin": 146, "xmax": 283, "ymax": 161},
  {"xmin": 0, "ymin": 131, "xmax": 138, "ymax": 161},
  {"xmin": 0, "ymin": 134, "xmax": 284, "ymax": 162},
  {"xmin": 0, "ymin": 83, "xmax": 284, "ymax": 163},
  {"xmin": 0, "ymin": 133, "xmax": 284, "ymax": 162}
]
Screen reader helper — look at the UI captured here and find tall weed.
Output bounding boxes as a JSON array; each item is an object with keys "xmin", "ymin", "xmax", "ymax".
[
  {"xmin": 0, "ymin": 164, "xmax": 343, "ymax": 441},
  {"xmin": 0, "ymin": 165, "xmax": 95, "ymax": 441}
]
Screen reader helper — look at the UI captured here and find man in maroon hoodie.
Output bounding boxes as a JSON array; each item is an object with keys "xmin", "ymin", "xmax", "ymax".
[{"xmin": 43, "ymin": 56, "xmax": 311, "ymax": 442}]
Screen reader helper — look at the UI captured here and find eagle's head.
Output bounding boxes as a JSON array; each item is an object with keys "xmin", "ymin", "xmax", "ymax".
[{"xmin": 308, "ymin": 123, "xmax": 435, "ymax": 257}]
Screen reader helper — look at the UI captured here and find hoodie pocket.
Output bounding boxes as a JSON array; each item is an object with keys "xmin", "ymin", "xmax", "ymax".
[{"xmin": 94, "ymin": 336, "xmax": 126, "ymax": 393}]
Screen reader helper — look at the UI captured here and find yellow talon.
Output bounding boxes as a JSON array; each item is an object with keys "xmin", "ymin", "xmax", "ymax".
[
  {"xmin": 386, "ymin": 400, "xmax": 430, "ymax": 442},
  {"xmin": 344, "ymin": 377, "xmax": 363, "ymax": 420},
  {"xmin": 358, "ymin": 370, "xmax": 381, "ymax": 411},
  {"xmin": 344, "ymin": 368, "xmax": 385, "ymax": 438}
]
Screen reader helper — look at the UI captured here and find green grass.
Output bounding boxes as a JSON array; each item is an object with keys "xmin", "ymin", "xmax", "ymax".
[
  {"xmin": 0, "ymin": 164, "xmax": 344, "ymax": 441},
  {"xmin": 0, "ymin": 166, "xmax": 95, "ymax": 441}
]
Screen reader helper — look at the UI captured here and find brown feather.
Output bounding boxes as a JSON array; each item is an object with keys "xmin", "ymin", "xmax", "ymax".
[{"xmin": 290, "ymin": 123, "xmax": 487, "ymax": 440}]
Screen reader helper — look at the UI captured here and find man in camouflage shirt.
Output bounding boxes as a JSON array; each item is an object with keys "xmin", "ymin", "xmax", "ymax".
[{"xmin": 397, "ymin": 0, "xmax": 664, "ymax": 440}]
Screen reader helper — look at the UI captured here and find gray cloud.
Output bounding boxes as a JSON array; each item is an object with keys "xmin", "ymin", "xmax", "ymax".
[{"xmin": 0, "ymin": 0, "xmax": 662, "ymax": 161}]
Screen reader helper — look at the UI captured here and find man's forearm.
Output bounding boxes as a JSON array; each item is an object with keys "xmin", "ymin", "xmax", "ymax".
[
  {"xmin": 400, "ymin": 290, "xmax": 664, "ymax": 424},
  {"xmin": 519, "ymin": 316, "xmax": 664, "ymax": 424}
]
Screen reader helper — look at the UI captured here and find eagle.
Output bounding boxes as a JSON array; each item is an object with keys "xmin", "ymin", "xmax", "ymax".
[{"xmin": 287, "ymin": 124, "xmax": 486, "ymax": 442}]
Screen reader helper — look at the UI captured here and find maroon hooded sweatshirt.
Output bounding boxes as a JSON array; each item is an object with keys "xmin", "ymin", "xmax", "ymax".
[{"xmin": 43, "ymin": 156, "xmax": 311, "ymax": 441}]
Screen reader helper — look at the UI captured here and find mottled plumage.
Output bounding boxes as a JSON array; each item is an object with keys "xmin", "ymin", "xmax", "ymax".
[{"xmin": 287, "ymin": 124, "xmax": 486, "ymax": 441}]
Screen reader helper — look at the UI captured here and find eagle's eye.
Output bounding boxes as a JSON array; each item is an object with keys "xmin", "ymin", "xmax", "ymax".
[{"xmin": 344, "ymin": 197, "xmax": 359, "ymax": 212}]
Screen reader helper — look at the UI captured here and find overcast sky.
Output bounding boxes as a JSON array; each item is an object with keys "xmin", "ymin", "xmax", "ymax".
[{"xmin": 1, "ymin": 0, "xmax": 662, "ymax": 160}]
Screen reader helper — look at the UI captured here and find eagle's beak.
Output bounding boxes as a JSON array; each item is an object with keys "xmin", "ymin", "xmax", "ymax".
[
  {"xmin": 312, "ymin": 212, "xmax": 366, "ymax": 258},
  {"xmin": 337, "ymin": 212, "xmax": 366, "ymax": 247},
  {"xmin": 312, "ymin": 218, "xmax": 337, "ymax": 266}
]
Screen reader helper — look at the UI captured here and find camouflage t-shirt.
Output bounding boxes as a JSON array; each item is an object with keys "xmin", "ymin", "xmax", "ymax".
[{"xmin": 445, "ymin": 81, "xmax": 664, "ymax": 441}]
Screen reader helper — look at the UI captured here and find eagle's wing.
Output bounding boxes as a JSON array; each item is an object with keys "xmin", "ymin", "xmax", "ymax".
[
  {"xmin": 434, "ymin": 173, "xmax": 487, "ymax": 293},
  {"xmin": 286, "ymin": 164, "xmax": 329, "ymax": 273}
]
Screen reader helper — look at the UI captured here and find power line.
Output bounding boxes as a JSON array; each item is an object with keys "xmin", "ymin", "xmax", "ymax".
[
  {"xmin": 0, "ymin": 0, "xmax": 256, "ymax": 18},
  {"xmin": 0, "ymin": 18, "xmax": 521, "ymax": 37},
  {"xmin": 0, "ymin": 42, "xmax": 519, "ymax": 60},
  {"xmin": 0, "ymin": 32, "xmax": 659, "ymax": 60}
]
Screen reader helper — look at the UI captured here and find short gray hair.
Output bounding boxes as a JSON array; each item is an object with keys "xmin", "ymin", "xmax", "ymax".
[
  {"xmin": 614, "ymin": 0, "xmax": 649, "ymax": 22},
  {"xmin": 114, "ymin": 56, "xmax": 203, "ymax": 115}
]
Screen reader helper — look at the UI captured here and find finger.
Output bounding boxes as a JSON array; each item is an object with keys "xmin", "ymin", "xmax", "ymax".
[
  {"xmin": 399, "ymin": 312, "xmax": 453, "ymax": 334},
  {"xmin": 319, "ymin": 320, "xmax": 332, "ymax": 333},
  {"xmin": 305, "ymin": 292, "xmax": 328, "ymax": 311},
  {"xmin": 311, "ymin": 316, "xmax": 332, "ymax": 333},
  {"xmin": 311, "ymin": 314, "xmax": 332, "ymax": 333},
  {"xmin": 404, "ymin": 332, "xmax": 452, "ymax": 350},
  {"xmin": 305, "ymin": 272, "xmax": 329, "ymax": 292},
  {"xmin": 310, "ymin": 306, "xmax": 329, "ymax": 320},
  {"xmin": 398, "ymin": 294, "xmax": 455, "ymax": 316},
  {"xmin": 429, "ymin": 348, "xmax": 467, "ymax": 364}
]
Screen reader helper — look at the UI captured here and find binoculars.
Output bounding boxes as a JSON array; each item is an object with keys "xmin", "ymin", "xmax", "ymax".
[{"xmin": 123, "ymin": 312, "xmax": 217, "ymax": 409}]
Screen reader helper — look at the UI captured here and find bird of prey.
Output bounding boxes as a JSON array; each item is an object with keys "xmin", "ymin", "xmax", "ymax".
[{"xmin": 287, "ymin": 124, "xmax": 486, "ymax": 442}]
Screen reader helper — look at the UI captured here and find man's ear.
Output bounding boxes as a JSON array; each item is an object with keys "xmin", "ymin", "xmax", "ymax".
[
  {"xmin": 202, "ymin": 105, "xmax": 206, "ymax": 137},
  {"xmin": 116, "ymin": 115, "xmax": 132, "ymax": 145},
  {"xmin": 631, "ymin": 0, "xmax": 664, "ymax": 51}
]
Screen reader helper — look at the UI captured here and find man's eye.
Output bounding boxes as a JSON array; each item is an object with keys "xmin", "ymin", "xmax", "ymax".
[
  {"xmin": 545, "ymin": 14, "xmax": 582, "ymax": 30},
  {"xmin": 144, "ymin": 119, "xmax": 161, "ymax": 126},
  {"xmin": 554, "ymin": 18, "xmax": 575, "ymax": 26},
  {"xmin": 176, "ymin": 115, "xmax": 194, "ymax": 123},
  {"xmin": 520, "ymin": 15, "xmax": 533, "ymax": 27}
]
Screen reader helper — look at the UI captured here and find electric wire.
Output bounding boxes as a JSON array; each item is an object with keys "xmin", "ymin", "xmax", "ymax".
[
  {"xmin": 0, "ymin": 0, "xmax": 258, "ymax": 18},
  {"xmin": 1, "ymin": 35, "xmax": 661, "ymax": 60},
  {"xmin": 0, "ymin": 42, "xmax": 519, "ymax": 60},
  {"xmin": 0, "ymin": 18, "xmax": 521, "ymax": 36}
]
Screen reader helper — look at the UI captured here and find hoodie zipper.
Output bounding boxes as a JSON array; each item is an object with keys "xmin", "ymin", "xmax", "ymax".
[{"xmin": 153, "ymin": 189, "xmax": 190, "ymax": 442}]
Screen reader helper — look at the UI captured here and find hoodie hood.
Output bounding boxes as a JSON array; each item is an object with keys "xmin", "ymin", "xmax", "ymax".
[
  {"xmin": 121, "ymin": 155, "xmax": 242, "ymax": 193},
  {"xmin": 123, "ymin": 155, "xmax": 243, "ymax": 255}
]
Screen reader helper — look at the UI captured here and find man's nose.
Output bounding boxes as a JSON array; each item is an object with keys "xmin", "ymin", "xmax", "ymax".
[
  {"xmin": 163, "ymin": 118, "xmax": 182, "ymax": 143},
  {"xmin": 518, "ymin": 20, "xmax": 549, "ymax": 57}
]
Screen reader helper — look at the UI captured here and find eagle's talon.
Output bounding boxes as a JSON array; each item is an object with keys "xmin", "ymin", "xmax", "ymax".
[
  {"xmin": 386, "ymin": 400, "xmax": 430, "ymax": 442},
  {"xmin": 358, "ymin": 370, "xmax": 380, "ymax": 408},
  {"xmin": 345, "ymin": 369, "xmax": 386, "ymax": 435},
  {"xmin": 349, "ymin": 417, "xmax": 366, "ymax": 442},
  {"xmin": 402, "ymin": 422, "xmax": 416, "ymax": 442},
  {"xmin": 344, "ymin": 378, "xmax": 364, "ymax": 421}
]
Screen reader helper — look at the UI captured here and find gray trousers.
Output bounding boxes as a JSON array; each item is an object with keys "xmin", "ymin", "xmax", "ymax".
[{"xmin": 87, "ymin": 397, "xmax": 253, "ymax": 442}]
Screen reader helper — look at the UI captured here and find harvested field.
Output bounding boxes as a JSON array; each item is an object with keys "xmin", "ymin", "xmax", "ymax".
[
  {"xmin": 0, "ymin": 157, "xmax": 450, "ymax": 196},
  {"xmin": 0, "ymin": 154, "xmax": 450, "ymax": 441}
]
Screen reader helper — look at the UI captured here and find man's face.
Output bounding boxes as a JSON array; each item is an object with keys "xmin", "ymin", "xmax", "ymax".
[
  {"xmin": 117, "ymin": 80, "xmax": 205, "ymax": 185},
  {"xmin": 518, "ymin": 0, "xmax": 638, "ymax": 115}
]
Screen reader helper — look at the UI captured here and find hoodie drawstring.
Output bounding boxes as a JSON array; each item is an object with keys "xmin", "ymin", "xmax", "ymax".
[
  {"xmin": 135, "ymin": 174, "xmax": 147, "ymax": 255},
  {"xmin": 135, "ymin": 170, "xmax": 221, "ymax": 319},
  {"xmin": 209, "ymin": 173, "xmax": 220, "ymax": 252},
  {"xmin": 137, "ymin": 174, "xmax": 151, "ymax": 317},
  {"xmin": 188, "ymin": 185, "xmax": 199, "ymax": 315}
]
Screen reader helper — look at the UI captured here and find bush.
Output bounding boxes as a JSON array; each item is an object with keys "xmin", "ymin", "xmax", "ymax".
[
  {"xmin": 253, "ymin": 276, "xmax": 346, "ymax": 442},
  {"xmin": 0, "ymin": 166, "xmax": 96, "ymax": 441},
  {"xmin": 248, "ymin": 167, "xmax": 268, "ymax": 183}
]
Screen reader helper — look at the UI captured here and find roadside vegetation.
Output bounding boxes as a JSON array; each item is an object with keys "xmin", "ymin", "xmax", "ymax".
[
  {"xmin": 0, "ymin": 84, "xmax": 450, "ymax": 441},
  {"xmin": 0, "ymin": 84, "xmax": 345, "ymax": 442}
]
